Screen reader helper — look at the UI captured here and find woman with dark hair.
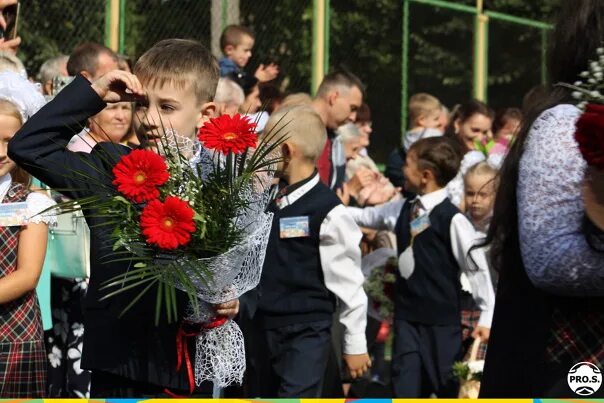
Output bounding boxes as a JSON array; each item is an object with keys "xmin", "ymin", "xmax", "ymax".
[
  {"xmin": 480, "ymin": 0, "xmax": 604, "ymax": 397},
  {"xmin": 444, "ymin": 100, "xmax": 495, "ymax": 208},
  {"xmin": 444, "ymin": 99, "xmax": 494, "ymax": 155}
]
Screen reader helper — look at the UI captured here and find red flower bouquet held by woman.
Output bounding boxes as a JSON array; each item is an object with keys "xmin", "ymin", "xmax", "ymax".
[
  {"xmin": 575, "ymin": 104, "xmax": 604, "ymax": 170},
  {"xmin": 563, "ymin": 48, "xmax": 604, "ymax": 169}
]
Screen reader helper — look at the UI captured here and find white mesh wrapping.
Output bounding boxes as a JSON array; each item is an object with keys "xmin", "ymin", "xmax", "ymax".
[
  {"xmin": 192, "ymin": 320, "xmax": 246, "ymax": 387},
  {"xmin": 164, "ymin": 133, "xmax": 275, "ymax": 387}
]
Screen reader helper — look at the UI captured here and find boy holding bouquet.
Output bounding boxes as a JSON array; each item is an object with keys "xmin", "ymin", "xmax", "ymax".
[{"xmin": 9, "ymin": 39, "xmax": 238, "ymax": 397}]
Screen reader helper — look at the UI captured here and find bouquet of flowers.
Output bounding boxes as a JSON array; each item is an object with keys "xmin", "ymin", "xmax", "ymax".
[
  {"xmin": 453, "ymin": 338, "xmax": 484, "ymax": 398},
  {"xmin": 363, "ymin": 254, "xmax": 397, "ymax": 321},
  {"xmin": 562, "ymin": 47, "xmax": 604, "ymax": 169},
  {"xmin": 58, "ymin": 113, "xmax": 286, "ymax": 390}
]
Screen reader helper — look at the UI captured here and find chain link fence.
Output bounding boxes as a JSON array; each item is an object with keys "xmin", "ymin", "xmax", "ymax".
[
  {"xmin": 122, "ymin": 0, "xmax": 312, "ymax": 94},
  {"xmin": 488, "ymin": 18, "xmax": 548, "ymax": 109},
  {"xmin": 19, "ymin": 0, "xmax": 106, "ymax": 77},
  {"xmin": 406, "ymin": 2, "xmax": 475, "ymax": 113},
  {"xmin": 16, "ymin": 0, "xmax": 558, "ymax": 165},
  {"xmin": 330, "ymin": 0, "xmax": 403, "ymax": 163}
]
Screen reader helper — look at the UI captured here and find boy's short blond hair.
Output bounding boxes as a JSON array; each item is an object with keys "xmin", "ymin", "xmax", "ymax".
[
  {"xmin": 220, "ymin": 25, "xmax": 255, "ymax": 51},
  {"xmin": 409, "ymin": 93, "xmax": 441, "ymax": 127},
  {"xmin": 265, "ymin": 105, "xmax": 326, "ymax": 163},
  {"xmin": 280, "ymin": 92, "xmax": 312, "ymax": 109},
  {"xmin": 134, "ymin": 39, "xmax": 219, "ymax": 104}
]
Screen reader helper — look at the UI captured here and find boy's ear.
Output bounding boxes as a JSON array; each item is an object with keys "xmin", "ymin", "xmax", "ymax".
[
  {"xmin": 196, "ymin": 101, "xmax": 217, "ymax": 129},
  {"xmin": 281, "ymin": 143, "xmax": 291, "ymax": 160},
  {"xmin": 80, "ymin": 71, "xmax": 93, "ymax": 82},
  {"xmin": 421, "ymin": 167, "xmax": 435, "ymax": 184},
  {"xmin": 224, "ymin": 44, "xmax": 235, "ymax": 57}
]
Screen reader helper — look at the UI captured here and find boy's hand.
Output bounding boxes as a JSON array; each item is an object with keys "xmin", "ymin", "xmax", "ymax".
[
  {"xmin": 471, "ymin": 326, "xmax": 490, "ymax": 343},
  {"xmin": 213, "ymin": 298, "xmax": 239, "ymax": 319},
  {"xmin": 255, "ymin": 63, "xmax": 280, "ymax": 82},
  {"xmin": 0, "ymin": 37, "xmax": 20, "ymax": 55},
  {"xmin": 343, "ymin": 353, "xmax": 371, "ymax": 379},
  {"xmin": 91, "ymin": 70, "xmax": 145, "ymax": 103}
]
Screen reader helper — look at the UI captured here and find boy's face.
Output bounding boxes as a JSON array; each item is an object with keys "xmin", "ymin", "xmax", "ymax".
[
  {"xmin": 134, "ymin": 80, "xmax": 214, "ymax": 149},
  {"xmin": 403, "ymin": 150, "xmax": 423, "ymax": 193},
  {"xmin": 225, "ymin": 35, "xmax": 255, "ymax": 68},
  {"xmin": 437, "ymin": 109, "xmax": 449, "ymax": 134},
  {"xmin": 417, "ymin": 110, "xmax": 441, "ymax": 130},
  {"xmin": 464, "ymin": 173, "xmax": 496, "ymax": 222}
]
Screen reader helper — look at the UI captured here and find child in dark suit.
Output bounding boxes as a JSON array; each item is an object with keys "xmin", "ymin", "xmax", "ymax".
[
  {"xmin": 256, "ymin": 105, "xmax": 370, "ymax": 397},
  {"xmin": 347, "ymin": 137, "xmax": 495, "ymax": 397}
]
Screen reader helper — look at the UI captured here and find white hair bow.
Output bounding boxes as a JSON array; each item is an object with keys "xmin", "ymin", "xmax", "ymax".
[{"xmin": 0, "ymin": 71, "xmax": 45, "ymax": 122}]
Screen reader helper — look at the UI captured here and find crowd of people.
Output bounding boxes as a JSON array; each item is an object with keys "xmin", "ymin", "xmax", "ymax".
[{"xmin": 0, "ymin": 0, "xmax": 603, "ymax": 399}]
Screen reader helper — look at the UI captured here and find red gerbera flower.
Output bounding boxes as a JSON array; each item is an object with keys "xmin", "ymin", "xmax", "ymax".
[
  {"xmin": 112, "ymin": 149, "xmax": 170, "ymax": 203},
  {"xmin": 575, "ymin": 103, "xmax": 604, "ymax": 169},
  {"xmin": 197, "ymin": 113, "xmax": 257, "ymax": 155},
  {"xmin": 140, "ymin": 196, "xmax": 196, "ymax": 250}
]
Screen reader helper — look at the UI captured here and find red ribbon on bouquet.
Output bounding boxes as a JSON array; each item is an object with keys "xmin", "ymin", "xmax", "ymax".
[{"xmin": 164, "ymin": 316, "xmax": 229, "ymax": 397}]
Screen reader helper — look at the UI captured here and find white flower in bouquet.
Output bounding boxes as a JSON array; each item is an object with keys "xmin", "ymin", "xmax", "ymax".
[{"xmin": 467, "ymin": 359, "xmax": 485, "ymax": 377}]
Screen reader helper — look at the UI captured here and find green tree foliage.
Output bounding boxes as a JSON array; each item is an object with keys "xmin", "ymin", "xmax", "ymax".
[
  {"xmin": 18, "ymin": 0, "xmax": 105, "ymax": 77},
  {"xmin": 16, "ymin": 0, "xmax": 562, "ymax": 162},
  {"xmin": 240, "ymin": 0, "xmax": 313, "ymax": 93},
  {"xmin": 330, "ymin": 0, "xmax": 403, "ymax": 162},
  {"xmin": 122, "ymin": 0, "xmax": 211, "ymax": 59}
]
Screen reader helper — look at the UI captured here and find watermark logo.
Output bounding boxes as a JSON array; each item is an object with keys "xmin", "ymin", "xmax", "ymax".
[{"xmin": 568, "ymin": 362, "xmax": 602, "ymax": 396}]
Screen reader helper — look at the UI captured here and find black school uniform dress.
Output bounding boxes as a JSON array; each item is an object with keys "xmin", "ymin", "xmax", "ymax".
[
  {"xmin": 257, "ymin": 172, "xmax": 367, "ymax": 398},
  {"xmin": 8, "ymin": 76, "xmax": 208, "ymax": 397}
]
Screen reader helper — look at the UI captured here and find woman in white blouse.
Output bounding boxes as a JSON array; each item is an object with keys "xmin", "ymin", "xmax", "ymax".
[{"xmin": 480, "ymin": 0, "xmax": 604, "ymax": 397}]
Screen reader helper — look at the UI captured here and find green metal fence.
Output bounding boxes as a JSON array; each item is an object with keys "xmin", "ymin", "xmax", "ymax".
[
  {"xmin": 17, "ymin": 0, "xmax": 555, "ymax": 162},
  {"xmin": 400, "ymin": 0, "xmax": 553, "ymax": 135}
]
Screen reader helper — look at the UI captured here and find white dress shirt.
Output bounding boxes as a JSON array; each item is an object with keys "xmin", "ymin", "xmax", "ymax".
[
  {"xmin": 275, "ymin": 173, "xmax": 368, "ymax": 354},
  {"xmin": 347, "ymin": 188, "xmax": 495, "ymax": 328}
]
